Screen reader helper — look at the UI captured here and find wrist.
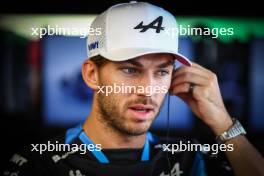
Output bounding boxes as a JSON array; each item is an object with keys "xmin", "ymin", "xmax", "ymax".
[
  {"xmin": 215, "ymin": 118, "xmax": 247, "ymax": 144},
  {"xmin": 209, "ymin": 113, "xmax": 233, "ymax": 136}
]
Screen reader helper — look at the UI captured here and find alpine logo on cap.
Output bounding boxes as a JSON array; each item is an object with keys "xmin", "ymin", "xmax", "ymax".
[{"xmin": 134, "ymin": 16, "xmax": 164, "ymax": 33}]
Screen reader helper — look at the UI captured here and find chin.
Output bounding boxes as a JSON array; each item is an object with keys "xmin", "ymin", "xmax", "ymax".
[{"xmin": 124, "ymin": 122, "xmax": 151, "ymax": 136}]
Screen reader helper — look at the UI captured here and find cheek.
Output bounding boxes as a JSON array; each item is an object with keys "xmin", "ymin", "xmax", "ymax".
[
  {"xmin": 157, "ymin": 79, "xmax": 171, "ymax": 93},
  {"xmin": 109, "ymin": 93, "xmax": 127, "ymax": 110},
  {"xmin": 155, "ymin": 80, "xmax": 171, "ymax": 103},
  {"xmin": 156, "ymin": 90, "xmax": 167, "ymax": 104},
  {"xmin": 99, "ymin": 66, "xmax": 119, "ymax": 84}
]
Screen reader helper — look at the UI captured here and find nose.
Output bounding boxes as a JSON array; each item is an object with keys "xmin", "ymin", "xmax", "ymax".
[{"xmin": 136, "ymin": 73, "xmax": 156, "ymax": 97}]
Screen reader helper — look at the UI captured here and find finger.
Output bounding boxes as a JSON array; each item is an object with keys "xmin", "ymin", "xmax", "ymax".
[
  {"xmin": 173, "ymin": 65, "xmax": 211, "ymax": 80},
  {"xmin": 170, "ymin": 82, "xmax": 190, "ymax": 95},
  {"xmin": 171, "ymin": 72, "xmax": 209, "ymax": 88},
  {"xmin": 192, "ymin": 85, "xmax": 211, "ymax": 101},
  {"xmin": 190, "ymin": 62, "xmax": 214, "ymax": 74},
  {"xmin": 171, "ymin": 83, "xmax": 211, "ymax": 102},
  {"xmin": 191, "ymin": 62, "xmax": 218, "ymax": 82}
]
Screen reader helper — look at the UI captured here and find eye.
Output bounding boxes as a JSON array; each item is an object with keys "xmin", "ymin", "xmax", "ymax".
[
  {"xmin": 157, "ymin": 70, "xmax": 169, "ymax": 76},
  {"xmin": 122, "ymin": 67, "xmax": 138, "ymax": 74}
]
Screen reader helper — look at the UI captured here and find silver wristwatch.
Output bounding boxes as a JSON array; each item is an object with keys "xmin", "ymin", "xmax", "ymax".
[{"xmin": 215, "ymin": 118, "xmax": 246, "ymax": 144}]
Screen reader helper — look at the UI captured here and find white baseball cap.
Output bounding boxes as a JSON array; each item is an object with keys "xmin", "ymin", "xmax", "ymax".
[{"xmin": 87, "ymin": 1, "xmax": 192, "ymax": 66}]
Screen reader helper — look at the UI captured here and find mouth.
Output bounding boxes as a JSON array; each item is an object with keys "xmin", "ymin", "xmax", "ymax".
[
  {"xmin": 128, "ymin": 104, "xmax": 154, "ymax": 121},
  {"xmin": 129, "ymin": 104, "xmax": 154, "ymax": 111}
]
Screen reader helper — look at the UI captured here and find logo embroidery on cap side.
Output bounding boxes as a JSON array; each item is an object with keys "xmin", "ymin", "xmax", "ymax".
[
  {"xmin": 88, "ymin": 41, "xmax": 99, "ymax": 51},
  {"xmin": 134, "ymin": 16, "xmax": 164, "ymax": 33}
]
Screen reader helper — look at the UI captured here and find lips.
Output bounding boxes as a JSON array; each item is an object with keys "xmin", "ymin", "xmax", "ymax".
[
  {"xmin": 128, "ymin": 104, "xmax": 154, "ymax": 121},
  {"xmin": 129, "ymin": 104, "xmax": 154, "ymax": 112}
]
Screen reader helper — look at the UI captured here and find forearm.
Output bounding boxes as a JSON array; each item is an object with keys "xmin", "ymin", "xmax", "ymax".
[
  {"xmin": 208, "ymin": 114, "xmax": 264, "ymax": 176},
  {"xmin": 224, "ymin": 135, "xmax": 264, "ymax": 176}
]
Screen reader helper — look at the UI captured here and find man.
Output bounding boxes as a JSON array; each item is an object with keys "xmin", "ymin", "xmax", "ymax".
[{"xmin": 4, "ymin": 1, "xmax": 264, "ymax": 176}]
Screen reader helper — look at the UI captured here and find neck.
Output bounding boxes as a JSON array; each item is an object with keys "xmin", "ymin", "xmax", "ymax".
[{"xmin": 83, "ymin": 104, "xmax": 146, "ymax": 149}]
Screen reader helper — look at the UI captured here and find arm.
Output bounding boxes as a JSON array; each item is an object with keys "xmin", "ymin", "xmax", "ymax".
[
  {"xmin": 170, "ymin": 62, "xmax": 264, "ymax": 176},
  {"xmin": 224, "ymin": 135, "xmax": 264, "ymax": 176}
]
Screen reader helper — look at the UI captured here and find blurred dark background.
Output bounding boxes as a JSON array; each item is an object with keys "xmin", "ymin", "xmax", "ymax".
[{"xmin": 0, "ymin": 0, "xmax": 264, "ymax": 173}]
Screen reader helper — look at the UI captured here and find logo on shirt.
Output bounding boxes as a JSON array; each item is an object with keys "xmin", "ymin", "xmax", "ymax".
[
  {"xmin": 10, "ymin": 154, "xmax": 28, "ymax": 167},
  {"xmin": 69, "ymin": 169, "xmax": 85, "ymax": 176},
  {"xmin": 160, "ymin": 162, "xmax": 183, "ymax": 176}
]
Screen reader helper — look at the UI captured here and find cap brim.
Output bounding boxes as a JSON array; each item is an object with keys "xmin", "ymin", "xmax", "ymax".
[{"xmin": 100, "ymin": 48, "xmax": 192, "ymax": 66}]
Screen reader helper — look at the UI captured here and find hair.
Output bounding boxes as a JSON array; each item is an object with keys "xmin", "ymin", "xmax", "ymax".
[{"xmin": 89, "ymin": 55, "xmax": 109, "ymax": 68}]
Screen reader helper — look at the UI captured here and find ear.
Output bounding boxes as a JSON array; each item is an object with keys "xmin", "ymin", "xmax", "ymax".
[{"xmin": 82, "ymin": 59, "xmax": 99, "ymax": 90}]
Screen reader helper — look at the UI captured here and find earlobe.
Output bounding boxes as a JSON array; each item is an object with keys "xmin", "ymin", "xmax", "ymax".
[{"xmin": 82, "ymin": 59, "xmax": 99, "ymax": 90}]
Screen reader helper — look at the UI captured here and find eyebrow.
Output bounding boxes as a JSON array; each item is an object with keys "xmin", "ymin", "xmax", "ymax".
[
  {"xmin": 157, "ymin": 60, "xmax": 175, "ymax": 68},
  {"xmin": 125, "ymin": 60, "xmax": 143, "ymax": 67},
  {"xmin": 119, "ymin": 59, "xmax": 174, "ymax": 68}
]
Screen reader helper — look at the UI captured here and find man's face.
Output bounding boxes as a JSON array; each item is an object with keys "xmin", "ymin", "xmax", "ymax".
[{"xmin": 96, "ymin": 53, "xmax": 174, "ymax": 136}]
